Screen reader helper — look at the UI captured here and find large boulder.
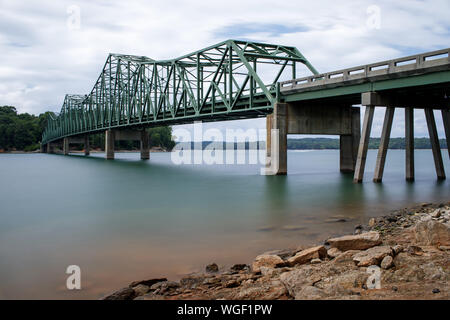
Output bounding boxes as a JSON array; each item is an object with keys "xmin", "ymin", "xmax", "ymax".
[
  {"xmin": 103, "ymin": 287, "xmax": 136, "ymax": 300},
  {"xmin": 129, "ymin": 278, "xmax": 167, "ymax": 288},
  {"xmin": 352, "ymin": 246, "xmax": 392, "ymax": 267},
  {"xmin": 327, "ymin": 231, "xmax": 381, "ymax": 251},
  {"xmin": 287, "ymin": 246, "xmax": 327, "ymax": 266},
  {"xmin": 252, "ymin": 254, "xmax": 284, "ymax": 273},
  {"xmin": 414, "ymin": 220, "xmax": 450, "ymax": 246},
  {"xmin": 280, "ymin": 266, "xmax": 322, "ymax": 298}
]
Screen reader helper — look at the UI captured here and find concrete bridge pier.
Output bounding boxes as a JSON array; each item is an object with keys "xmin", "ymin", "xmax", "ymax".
[
  {"xmin": 62, "ymin": 136, "xmax": 90, "ymax": 156},
  {"xmin": 354, "ymin": 92, "xmax": 447, "ymax": 183},
  {"xmin": 266, "ymin": 102, "xmax": 360, "ymax": 175},
  {"xmin": 442, "ymin": 108, "xmax": 450, "ymax": 159},
  {"xmin": 105, "ymin": 129, "xmax": 149, "ymax": 160},
  {"xmin": 84, "ymin": 136, "xmax": 90, "ymax": 156},
  {"xmin": 46, "ymin": 142, "xmax": 55, "ymax": 154},
  {"xmin": 405, "ymin": 107, "xmax": 415, "ymax": 181},
  {"xmin": 425, "ymin": 108, "xmax": 446, "ymax": 180}
]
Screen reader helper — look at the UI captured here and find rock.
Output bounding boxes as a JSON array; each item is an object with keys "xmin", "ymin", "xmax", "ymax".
[
  {"xmin": 261, "ymin": 248, "xmax": 297, "ymax": 260},
  {"xmin": 325, "ymin": 218, "xmax": 347, "ymax": 223},
  {"xmin": 224, "ymin": 280, "xmax": 240, "ymax": 288},
  {"xmin": 280, "ymin": 267, "xmax": 322, "ymax": 298},
  {"xmin": 380, "ymin": 255, "xmax": 394, "ymax": 269},
  {"xmin": 368, "ymin": 218, "xmax": 376, "ymax": 227},
  {"xmin": 132, "ymin": 284, "xmax": 151, "ymax": 296},
  {"xmin": 294, "ymin": 286, "xmax": 326, "ymax": 300},
  {"xmin": 156, "ymin": 281, "xmax": 180, "ymax": 295},
  {"xmin": 230, "ymin": 264, "xmax": 249, "ymax": 272},
  {"xmin": 310, "ymin": 258, "xmax": 322, "ymax": 264},
  {"xmin": 438, "ymin": 245, "xmax": 450, "ymax": 251},
  {"xmin": 129, "ymin": 278, "xmax": 167, "ymax": 288},
  {"xmin": 259, "ymin": 266, "xmax": 277, "ymax": 277},
  {"xmin": 414, "ymin": 220, "xmax": 450, "ymax": 246},
  {"xmin": 287, "ymin": 246, "xmax": 327, "ymax": 266},
  {"xmin": 206, "ymin": 263, "xmax": 219, "ymax": 273},
  {"xmin": 332, "ymin": 250, "xmax": 361, "ymax": 264},
  {"xmin": 233, "ymin": 280, "xmax": 287, "ymax": 300},
  {"xmin": 432, "ymin": 288, "xmax": 440, "ymax": 294},
  {"xmin": 407, "ymin": 245, "xmax": 424, "ymax": 256},
  {"xmin": 180, "ymin": 276, "xmax": 204, "ymax": 289},
  {"xmin": 327, "ymin": 247, "xmax": 342, "ymax": 259},
  {"xmin": 281, "ymin": 225, "xmax": 306, "ymax": 231},
  {"xmin": 352, "ymin": 246, "xmax": 392, "ymax": 267},
  {"xmin": 392, "ymin": 245, "xmax": 404, "ymax": 255},
  {"xmin": 252, "ymin": 254, "xmax": 284, "ymax": 273},
  {"xmin": 327, "ymin": 231, "xmax": 382, "ymax": 251},
  {"xmin": 103, "ymin": 287, "xmax": 136, "ymax": 300},
  {"xmin": 430, "ymin": 209, "xmax": 441, "ymax": 218}
]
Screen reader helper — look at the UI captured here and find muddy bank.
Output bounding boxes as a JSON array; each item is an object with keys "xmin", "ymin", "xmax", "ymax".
[{"xmin": 104, "ymin": 202, "xmax": 450, "ymax": 300}]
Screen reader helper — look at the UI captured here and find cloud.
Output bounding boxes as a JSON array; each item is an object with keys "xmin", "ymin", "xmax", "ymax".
[{"xmin": 0, "ymin": 0, "xmax": 448, "ymax": 138}]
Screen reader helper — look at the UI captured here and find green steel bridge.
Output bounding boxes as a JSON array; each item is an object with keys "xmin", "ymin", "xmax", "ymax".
[
  {"xmin": 42, "ymin": 40, "xmax": 450, "ymax": 182},
  {"xmin": 42, "ymin": 40, "xmax": 318, "ymax": 144}
]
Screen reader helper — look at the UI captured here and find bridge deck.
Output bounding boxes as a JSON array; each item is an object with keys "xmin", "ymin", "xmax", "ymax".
[{"xmin": 280, "ymin": 48, "xmax": 450, "ymax": 107}]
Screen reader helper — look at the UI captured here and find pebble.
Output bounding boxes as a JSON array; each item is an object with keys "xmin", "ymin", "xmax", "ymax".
[
  {"xmin": 206, "ymin": 263, "xmax": 219, "ymax": 273},
  {"xmin": 432, "ymin": 288, "xmax": 440, "ymax": 294}
]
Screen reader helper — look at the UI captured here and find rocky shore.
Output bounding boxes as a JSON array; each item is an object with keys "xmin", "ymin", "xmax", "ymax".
[{"xmin": 104, "ymin": 202, "xmax": 450, "ymax": 300}]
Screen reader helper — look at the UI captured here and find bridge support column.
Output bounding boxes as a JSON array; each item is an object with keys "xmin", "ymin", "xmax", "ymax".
[
  {"xmin": 353, "ymin": 105, "xmax": 375, "ymax": 183},
  {"xmin": 273, "ymin": 102, "xmax": 287, "ymax": 175},
  {"xmin": 140, "ymin": 130, "xmax": 149, "ymax": 160},
  {"xmin": 84, "ymin": 136, "xmax": 90, "ymax": 156},
  {"xmin": 442, "ymin": 108, "xmax": 450, "ymax": 159},
  {"xmin": 63, "ymin": 138, "xmax": 69, "ymax": 156},
  {"xmin": 340, "ymin": 108, "xmax": 360, "ymax": 173},
  {"xmin": 46, "ymin": 143, "xmax": 54, "ymax": 154},
  {"xmin": 405, "ymin": 107, "xmax": 415, "ymax": 181},
  {"xmin": 425, "ymin": 108, "xmax": 445, "ymax": 180},
  {"xmin": 105, "ymin": 130, "xmax": 115, "ymax": 160},
  {"xmin": 373, "ymin": 107, "xmax": 395, "ymax": 182},
  {"xmin": 266, "ymin": 114, "xmax": 273, "ymax": 160}
]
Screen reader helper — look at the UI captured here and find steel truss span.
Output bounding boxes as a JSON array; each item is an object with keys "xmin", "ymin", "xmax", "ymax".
[{"xmin": 42, "ymin": 40, "xmax": 317, "ymax": 144}]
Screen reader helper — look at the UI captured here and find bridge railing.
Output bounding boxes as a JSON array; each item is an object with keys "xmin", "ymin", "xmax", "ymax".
[{"xmin": 279, "ymin": 48, "xmax": 450, "ymax": 91}]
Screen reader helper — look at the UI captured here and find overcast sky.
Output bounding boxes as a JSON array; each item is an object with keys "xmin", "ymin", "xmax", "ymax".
[{"xmin": 0, "ymin": 0, "xmax": 449, "ymax": 139}]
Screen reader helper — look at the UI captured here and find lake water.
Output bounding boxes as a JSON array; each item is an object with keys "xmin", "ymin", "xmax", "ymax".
[{"xmin": 0, "ymin": 150, "xmax": 449, "ymax": 299}]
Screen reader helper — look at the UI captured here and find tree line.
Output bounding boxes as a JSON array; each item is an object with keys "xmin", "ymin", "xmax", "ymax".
[
  {"xmin": 287, "ymin": 137, "xmax": 447, "ymax": 150},
  {"xmin": 0, "ymin": 106, "xmax": 175, "ymax": 152}
]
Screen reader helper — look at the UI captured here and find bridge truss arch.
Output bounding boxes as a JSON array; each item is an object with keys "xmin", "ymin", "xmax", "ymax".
[{"xmin": 42, "ymin": 40, "xmax": 318, "ymax": 144}]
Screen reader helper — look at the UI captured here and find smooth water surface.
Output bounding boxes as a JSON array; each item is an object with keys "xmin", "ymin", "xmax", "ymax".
[{"xmin": 0, "ymin": 150, "xmax": 449, "ymax": 299}]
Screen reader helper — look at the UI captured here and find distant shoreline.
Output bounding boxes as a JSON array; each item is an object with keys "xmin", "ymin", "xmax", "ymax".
[{"xmin": 0, "ymin": 148, "xmax": 448, "ymax": 154}]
